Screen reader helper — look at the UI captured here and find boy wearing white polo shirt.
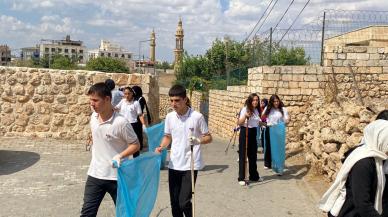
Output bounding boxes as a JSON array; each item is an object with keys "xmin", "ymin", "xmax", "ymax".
[
  {"xmin": 80, "ymin": 82, "xmax": 140, "ymax": 217},
  {"xmin": 155, "ymin": 84, "xmax": 212, "ymax": 217}
]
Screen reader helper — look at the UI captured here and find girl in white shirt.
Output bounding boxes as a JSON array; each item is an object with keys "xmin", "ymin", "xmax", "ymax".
[
  {"xmin": 237, "ymin": 93, "xmax": 264, "ymax": 185},
  {"xmin": 262, "ymin": 94, "xmax": 290, "ymax": 175},
  {"xmin": 115, "ymin": 87, "xmax": 147, "ymax": 158}
]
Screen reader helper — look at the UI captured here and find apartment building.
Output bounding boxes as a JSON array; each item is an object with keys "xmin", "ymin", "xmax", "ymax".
[
  {"xmin": 88, "ymin": 40, "xmax": 133, "ymax": 62},
  {"xmin": 39, "ymin": 35, "xmax": 86, "ymax": 63},
  {"xmin": 0, "ymin": 45, "xmax": 11, "ymax": 66}
]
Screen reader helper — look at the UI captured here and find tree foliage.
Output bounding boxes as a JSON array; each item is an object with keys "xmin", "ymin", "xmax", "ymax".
[
  {"xmin": 155, "ymin": 61, "xmax": 173, "ymax": 71},
  {"xmin": 86, "ymin": 57, "xmax": 129, "ymax": 73},
  {"xmin": 176, "ymin": 37, "xmax": 310, "ymax": 91}
]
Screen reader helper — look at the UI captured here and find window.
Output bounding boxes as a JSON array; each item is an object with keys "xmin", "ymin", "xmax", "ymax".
[
  {"xmin": 79, "ymin": 56, "xmax": 83, "ymax": 60},
  {"xmin": 127, "ymin": 54, "xmax": 131, "ymax": 59},
  {"xmin": 79, "ymin": 50, "xmax": 83, "ymax": 54},
  {"xmin": 58, "ymin": 48, "xmax": 62, "ymax": 53},
  {"xmin": 101, "ymin": 52, "xmax": 105, "ymax": 56},
  {"xmin": 65, "ymin": 49, "xmax": 69, "ymax": 53},
  {"xmin": 51, "ymin": 48, "xmax": 56, "ymax": 52},
  {"xmin": 114, "ymin": 53, "xmax": 118, "ymax": 57},
  {"xmin": 121, "ymin": 54, "xmax": 125, "ymax": 58},
  {"xmin": 107, "ymin": 53, "xmax": 111, "ymax": 57},
  {"xmin": 45, "ymin": 48, "xmax": 49, "ymax": 52},
  {"xmin": 71, "ymin": 49, "xmax": 76, "ymax": 53}
]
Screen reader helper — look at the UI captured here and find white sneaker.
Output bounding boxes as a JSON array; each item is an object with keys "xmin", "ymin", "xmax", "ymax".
[
  {"xmin": 264, "ymin": 166, "xmax": 269, "ymax": 170},
  {"xmin": 238, "ymin": 181, "xmax": 246, "ymax": 186},
  {"xmin": 277, "ymin": 172, "xmax": 283, "ymax": 176},
  {"xmin": 258, "ymin": 177, "xmax": 264, "ymax": 182}
]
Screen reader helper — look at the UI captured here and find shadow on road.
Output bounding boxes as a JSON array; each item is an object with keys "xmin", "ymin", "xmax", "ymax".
[
  {"xmin": 0, "ymin": 150, "xmax": 40, "ymax": 175},
  {"xmin": 262, "ymin": 164, "xmax": 310, "ymax": 181},
  {"xmin": 201, "ymin": 164, "xmax": 228, "ymax": 173}
]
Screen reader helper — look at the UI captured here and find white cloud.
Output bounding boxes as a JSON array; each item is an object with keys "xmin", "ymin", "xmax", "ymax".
[{"xmin": 2, "ymin": 0, "xmax": 388, "ymax": 61}]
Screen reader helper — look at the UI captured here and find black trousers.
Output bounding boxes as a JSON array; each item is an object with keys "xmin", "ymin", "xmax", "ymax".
[
  {"xmin": 80, "ymin": 176, "xmax": 117, "ymax": 217},
  {"xmin": 264, "ymin": 127, "xmax": 272, "ymax": 168},
  {"xmin": 238, "ymin": 127, "xmax": 260, "ymax": 181},
  {"xmin": 131, "ymin": 122, "xmax": 143, "ymax": 158},
  {"xmin": 169, "ymin": 169, "xmax": 198, "ymax": 217}
]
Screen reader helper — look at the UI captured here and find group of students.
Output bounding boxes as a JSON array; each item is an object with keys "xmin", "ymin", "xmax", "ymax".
[
  {"xmin": 81, "ymin": 81, "xmax": 211, "ymax": 217},
  {"xmin": 237, "ymin": 93, "xmax": 289, "ymax": 186},
  {"xmin": 105, "ymin": 79, "xmax": 152, "ymax": 158}
]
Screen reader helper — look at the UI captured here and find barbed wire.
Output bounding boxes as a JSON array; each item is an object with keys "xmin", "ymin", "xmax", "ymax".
[{"xmin": 250, "ymin": 9, "xmax": 388, "ymax": 65}]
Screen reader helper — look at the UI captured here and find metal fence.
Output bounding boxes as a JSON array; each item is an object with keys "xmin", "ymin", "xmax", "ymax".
[{"xmin": 250, "ymin": 9, "xmax": 388, "ymax": 65}]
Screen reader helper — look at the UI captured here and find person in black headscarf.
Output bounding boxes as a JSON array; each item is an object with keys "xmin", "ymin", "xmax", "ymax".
[{"xmin": 132, "ymin": 85, "xmax": 152, "ymax": 125}]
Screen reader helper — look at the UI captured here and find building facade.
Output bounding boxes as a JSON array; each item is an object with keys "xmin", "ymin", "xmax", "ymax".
[
  {"xmin": 0, "ymin": 45, "xmax": 11, "ymax": 66},
  {"xmin": 39, "ymin": 35, "xmax": 86, "ymax": 63},
  {"xmin": 88, "ymin": 40, "xmax": 133, "ymax": 63},
  {"xmin": 20, "ymin": 46, "xmax": 40, "ymax": 61}
]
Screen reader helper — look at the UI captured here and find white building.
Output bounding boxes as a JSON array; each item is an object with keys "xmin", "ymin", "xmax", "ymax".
[
  {"xmin": 88, "ymin": 40, "xmax": 133, "ymax": 66},
  {"xmin": 20, "ymin": 46, "xmax": 39, "ymax": 61},
  {"xmin": 39, "ymin": 35, "xmax": 86, "ymax": 63}
]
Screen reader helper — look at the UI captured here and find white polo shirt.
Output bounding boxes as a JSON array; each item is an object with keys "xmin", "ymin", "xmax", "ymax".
[
  {"xmin": 239, "ymin": 107, "xmax": 261, "ymax": 128},
  {"xmin": 264, "ymin": 107, "xmax": 289, "ymax": 126},
  {"xmin": 87, "ymin": 111, "xmax": 139, "ymax": 180},
  {"xmin": 164, "ymin": 108, "xmax": 209, "ymax": 171},
  {"xmin": 115, "ymin": 99, "xmax": 142, "ymax": 123}
]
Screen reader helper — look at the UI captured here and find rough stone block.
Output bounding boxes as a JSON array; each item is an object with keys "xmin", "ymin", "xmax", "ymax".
[{"xmin": 304, "ymin": 75, "xmax": 318, "ymax": 82}]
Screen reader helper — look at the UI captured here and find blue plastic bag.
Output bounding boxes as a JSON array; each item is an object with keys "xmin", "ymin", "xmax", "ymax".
[
  {"xmin": 269, "ymin": 122, "xmax": 286, "ymax": 173},
  {"xmin": 116, "ymin": 152, "xmax": 161, "ymax": 217},
  {"xmin": 145, "ymin": 121, "xmax": 167, "ymax": 169}
]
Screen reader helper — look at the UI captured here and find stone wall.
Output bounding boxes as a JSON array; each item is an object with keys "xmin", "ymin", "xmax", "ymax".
[
  {"xmin": 0, "ymin": 66, "xmax": 159, "ymax": 139},
  {"xmin": 209, "ymin": 66, "xmax": 325, "ymax": 139},
  {"xmin": 209, "ymin": 45, "xmax": 388, "ymax": 141}
]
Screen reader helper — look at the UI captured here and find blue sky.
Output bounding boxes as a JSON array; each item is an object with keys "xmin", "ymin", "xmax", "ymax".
[{"xmin": 0, "ymin": 0, "xmax": 386, "ymax": 62}]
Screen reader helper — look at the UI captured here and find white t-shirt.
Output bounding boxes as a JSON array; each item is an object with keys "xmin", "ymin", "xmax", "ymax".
[
  {"xmin": 116, "ymin": 99, "xmax": 142, "ymax": 123},
  {"xmin": 164, "ymin": 108, "xmax": 209, "ymax": 171},
  {"xmin": 264, "ymin": 107, "xmax": 289, "ymax": 126},
  {"xmin": 87, "ymin": 112, "xmax": 139, "ymax": 180},
  {"xmin": 239, "ymin": 107, "xmax": 261, "ymax": 128},
  {"xmin": 111, "ymin": 90, "xmax": 124, "ymax": 107}
]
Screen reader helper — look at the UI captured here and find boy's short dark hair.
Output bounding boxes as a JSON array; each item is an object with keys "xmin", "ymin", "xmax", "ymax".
[
  {"xmin": 88, "ymin": 82, "xmax": 112, "ymax": 99},
  {"xmin": 376, "ymin": 110, "xmax": 388, "ymax": 121},
  {"xmin": 168, "ymin": 84, "xmax": 187, "ymax": 98},
  {"xmin": 105, "ymin": 79, "xmax": 115, "ymax": 91}
]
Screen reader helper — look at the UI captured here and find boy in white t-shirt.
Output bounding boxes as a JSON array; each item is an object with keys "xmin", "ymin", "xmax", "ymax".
[
  {"xmin": 155, "ymin": 84, "xmax": 212, "ymax": 217},
  {"xmin": 80, "ymin": 82, "xmax": 140, "ymax": 217}
]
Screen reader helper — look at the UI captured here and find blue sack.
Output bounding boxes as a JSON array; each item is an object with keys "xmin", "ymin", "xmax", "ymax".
[
  {"xmin": 269, "ymin": 122, "xmax": 286, "ymax": 173},
  {"xmin": 116, "ymin": 152, "xmax": 161, "ymax": 217},
  {"xmin": 145, "ymin": 121, "xmax": 167, "ymax": 169}
]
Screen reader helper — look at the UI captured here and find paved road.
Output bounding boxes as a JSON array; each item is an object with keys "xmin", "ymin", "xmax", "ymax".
[{"xmin": 0, "ymin": 137, "xmax": 323, "ymax": 217}]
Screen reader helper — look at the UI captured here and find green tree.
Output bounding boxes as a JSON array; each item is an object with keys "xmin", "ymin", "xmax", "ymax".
[
  {"xmin": 86, "ymin": 57, "xmax": 129, "ymax": 73},
  {"xmin": 271, "ymin": 47, "xmax": 310, "ymax": 65},
  {"xmin": 155, "ymin": 61, "xmax": 172, "ymax": 71},
  {"xmin": 51, "ymin": 55, "xmax": 77, "ymax": 69}
]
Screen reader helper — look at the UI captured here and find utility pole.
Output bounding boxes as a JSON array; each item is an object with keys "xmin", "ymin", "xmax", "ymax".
[
  {"xmin": 269, "ymin": 27, "xmax": 272, "ymax": 66},
  {"xmin": 320, "ymin": 11, "xmax": 326, "ymax": 66},
  {"xmin": 225, "ymin": 38, "xmax": 230, "ymax": 87}
]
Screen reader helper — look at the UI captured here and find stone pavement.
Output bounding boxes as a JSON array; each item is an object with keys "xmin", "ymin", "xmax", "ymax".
[{"xmin": 0, "ymin": 137, "xmax": 324, "ymax": 217}]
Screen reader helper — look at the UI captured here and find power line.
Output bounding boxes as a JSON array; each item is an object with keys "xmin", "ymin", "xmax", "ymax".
[
  {"xmin": 253, "ymin": 0, "xmax": 279, "ymax": 38},
  {"xmin": 272, "ymin": 0, "xmax": 295, "ymax": 33},
  {"xmin": 278, "ymin": 0, "xmax": 311, "ymax": 44},
  {"xmin": 243, "ymin": 0, "xmax": 275, "ymax": 44}
]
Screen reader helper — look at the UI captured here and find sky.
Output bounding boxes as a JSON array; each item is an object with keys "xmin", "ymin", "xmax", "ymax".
[{"xmin": 0, "ymin": 0, "xmax": 387, "ymax": 62}]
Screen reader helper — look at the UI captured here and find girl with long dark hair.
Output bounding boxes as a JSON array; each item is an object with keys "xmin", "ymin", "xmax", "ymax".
[
  {"xmin": 262, "ymin": 94, "xmax": 289, "ymax": 175},
  {"xmin": 237, "ymin": 93, "xmax": 264, "ymax": 185},
  {"xmin": 115, "ymin": 86, "xmax": 147, "ymax": 158}
]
